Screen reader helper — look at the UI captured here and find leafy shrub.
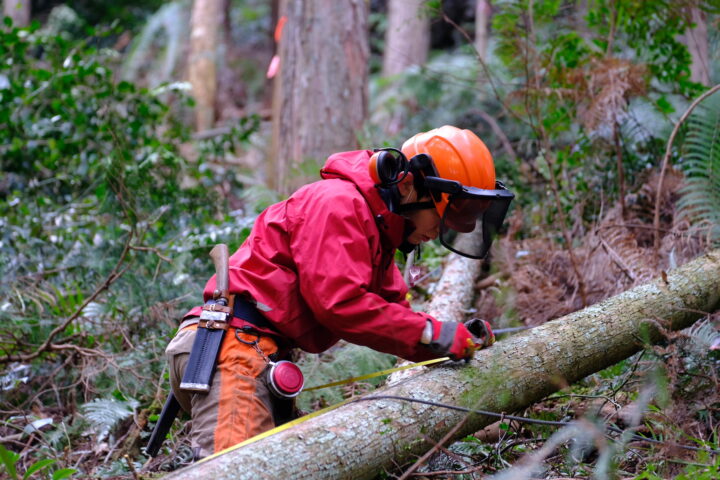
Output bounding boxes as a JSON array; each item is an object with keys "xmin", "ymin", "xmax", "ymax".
[
  {"xmin": 489, "ymin": 0, "xmax": 706, "ymax": 226},
  {"xmin": 0, "ymin": 16, "xmax": 258, "ymax": 477}
]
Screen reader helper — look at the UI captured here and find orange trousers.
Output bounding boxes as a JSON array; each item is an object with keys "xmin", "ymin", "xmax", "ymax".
[{"xmin": 166, "ymin": 323, "xmax": 291, "ymax": 458}]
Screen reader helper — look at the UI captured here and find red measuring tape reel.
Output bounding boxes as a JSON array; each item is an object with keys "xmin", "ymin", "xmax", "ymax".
[{"xmin": 267, "ymin": 360, "xmax": 304, "ymax": 398}]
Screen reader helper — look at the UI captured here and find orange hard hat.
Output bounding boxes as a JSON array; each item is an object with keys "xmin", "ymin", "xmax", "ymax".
[{"xmin": 401, "ymin": 126, "xmax": 496, "ymax": 218}]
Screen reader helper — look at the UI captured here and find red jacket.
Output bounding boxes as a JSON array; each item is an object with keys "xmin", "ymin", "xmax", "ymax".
[{"xmin": 185, "ymin": 150, "xmax": 436, "ymax": 361}]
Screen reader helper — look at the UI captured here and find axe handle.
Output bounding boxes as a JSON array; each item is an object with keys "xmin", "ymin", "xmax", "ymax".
[{"xmin": 210, "ymin": 244, "xmax": 230, "ymax": 297}]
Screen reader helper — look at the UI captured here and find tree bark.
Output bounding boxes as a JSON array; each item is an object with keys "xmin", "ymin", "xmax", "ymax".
[
  {"xmin": 165, "ymin": 249, "xmax": 720, "ymax": 480},
  {"xmin": 189, "ymin": 0, "xmax": 224, "ymax": 131},
  {"xmin": 269, "ymin": 0, "xmax": 369, "ymax": 195},
  {"xmin": 474, "ymin": 0, "xmax": 491, "ymax": 63},
  {"xmin": 382, "ymin": 0, "xmax": 430, "ymax": 77},
  {"xmin": 682, "ymin": 6, "xmax": 710, "ymax": 86},
  {"xmin": 3, "ymin": 0, "xmax": 30, "ymax": 27}
]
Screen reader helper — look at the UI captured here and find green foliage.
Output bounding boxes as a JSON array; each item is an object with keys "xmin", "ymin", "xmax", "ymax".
[
  {"xmin": 0, "ymin": 17, "xmax": 258, "ymax": 478},
  {"xmin": 0, "ymin": 19, "xmax": 196, "ymax": 241},
  {"xmin": 369, "ymin": 52, "xmax": 484, "ymax": 141},
  {"xmin": 489, "ymin": 0, "xmax": 707, "ymax": 227},
  {"xmin": 43, "ymin": 0, "xmax": 167, "ymax": 34},
  {"xmin": 0, "ymin": 445, "xmax": 19, "ymax": 480},
  {"xmin": 0, "ymin": 14, "xmax": 259, "ymax": 332},
  {"xmin": 366, "ymin": 50, "xmax": 521, "ymax": 197},
  {"xmin": 677, "ymin": 91, "xmax": 720, "ymax": 244},
  {"xmin": 634, "ymin": 452, "xmax": 720, "ymax": 480},
  {"xmin": 588, "ymin": 0, "xmax": 700, "ymax": 95},
  {"xmin": 0, "ymin": 444, "xmax": 77, "ymax": 480}
]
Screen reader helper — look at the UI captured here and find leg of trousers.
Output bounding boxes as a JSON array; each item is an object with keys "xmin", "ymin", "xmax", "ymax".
[{"xmin": 166, "ymin": 324, "xmax": 279, "ymax": 458}]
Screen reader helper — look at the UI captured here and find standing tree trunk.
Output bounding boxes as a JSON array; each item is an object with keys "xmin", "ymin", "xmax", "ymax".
[
  {"xmin": 268, "ymin": 0, "xmax": 369, "ymax": 195},
  {"xmin": 474, "ymin": 0, "xmax": 492, "ymax": 63},
  {"xmin": 682, "ymin": 6, "xmax": 710, "ymax": 86},
  {"xmin": 189, "ymin": 0, "xmax": 224, "ymax": 132},
  {"xmin": 165, "ymin": 250, "xmax": 720, "ymax": 480},
  {"xmin": 382, "ymin": 0, "xmax": 430, "ymax": 77},
  {"xmin": 3, "ymin": 0, "xmax": 30, "ymax": 27}
]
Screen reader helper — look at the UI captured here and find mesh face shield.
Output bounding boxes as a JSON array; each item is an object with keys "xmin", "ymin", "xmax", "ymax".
[{"xmin": 425, "ymin": 177, "xmax": 514, "ymax": 259}]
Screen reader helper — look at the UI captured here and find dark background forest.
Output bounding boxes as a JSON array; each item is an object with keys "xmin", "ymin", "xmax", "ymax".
[{"xmin": 1, "ymin": 0, "xmax": 720, "ymax": 478}]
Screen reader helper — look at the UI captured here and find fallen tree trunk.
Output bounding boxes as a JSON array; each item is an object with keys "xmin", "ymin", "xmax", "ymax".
[{"xmin": 165, "ymin": 249, "xmax": 720, "ymax": 480}]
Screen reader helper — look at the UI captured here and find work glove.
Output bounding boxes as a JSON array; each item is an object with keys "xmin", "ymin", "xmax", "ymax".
[
  {"xmin": 425, "ymin": 319, "xmax": 478, "ymax": 361},
  {"xmin": 464, "ymin": 318, "xmax": 496, "ymax": 347}
]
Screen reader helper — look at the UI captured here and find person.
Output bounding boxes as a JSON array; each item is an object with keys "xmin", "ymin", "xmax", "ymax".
[{"xmin": 165, "ymin": 125, "xmax": 514, "ymax": 459}]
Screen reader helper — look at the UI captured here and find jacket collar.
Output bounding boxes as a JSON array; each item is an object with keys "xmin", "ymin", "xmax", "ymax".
[{"xmin": 320, "ymin": 150, "xmax": 406, "ymax": 251}]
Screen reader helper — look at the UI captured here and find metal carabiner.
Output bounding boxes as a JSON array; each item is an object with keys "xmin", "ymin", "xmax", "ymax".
[
  {"xmin": 234, "ymin": 327, "xmax": 259, "ymax": 346},
  {"xmin": 235, "ymin": 328, "xmax": 270, "ymax": 364}
]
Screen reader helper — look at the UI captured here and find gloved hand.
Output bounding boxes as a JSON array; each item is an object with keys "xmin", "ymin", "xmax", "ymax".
[
  {"xmin": 425, "ymin": 319, "xmax": 478, "ymax": 361},
  {"xmin": 464, "ymin": 318, "xmax": 495, "ymax": 347}
]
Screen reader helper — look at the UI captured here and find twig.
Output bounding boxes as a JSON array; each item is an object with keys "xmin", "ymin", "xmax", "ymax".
[
  {"xmin": 0, "ymin": 432, "xmax": 24, "ymax": 443},
  {"xmin": 599, "ymin": 238, "xmax": 637, "ymax": 282},
  {"xmin": 21, "ymin": 354, "xmax": 75, "ymax": 410},
  {"xmin": 398, "ymin": 415, "xmax": 470, "ymax": 480},
  {"xmin": 408, "ymin": 463, "xmax": 486, "ymax": 477},
  {"xmin": 613, "ymin": 122, "xmax": 627, "ymax": 219},
  {"xmin": 124, "ymin": 455, "xmax": 140, "ymax": 480},
  {"xmin": 14, "ymin": 266, "xmax": 77, "ymax": 280},
  {"xmin": 0, "ymin": 233, "xmax": 134, "ymax": 364},
  {"xmin": 129, "ymin": 245, "xmax": 173, "ymax": 263},
  {"xmin": 599, "ymin": 223, "xmax": 690, "ymax": 237},
  {"xmin": 48, "ymin": 343, "xmax": 108, "ymax": 357},
  {"xmin": 440, "ymin": 11, "xmax": 525, "ymax": 126},
  {"xmin": 653, "ymin": 83, "xmax": 720, "ymax": 261},
  {"xmin": 470, "ymin": 109, "xmax": 519, "ymax": 162},
  {"xmin": 476, "ymin": 273, "xmax": 500, "ymax": 290},
  {"xmin": 545, "ymin": 393, "xmax": 623, "ymax": 412}
]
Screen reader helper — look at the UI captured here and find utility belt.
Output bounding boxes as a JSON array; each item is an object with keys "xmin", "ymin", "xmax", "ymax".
[
  {"xmin": 146, "ymin": 297, "xmax": 303, "ymax": 458},
  {"xmin": 177, "ymin": 298, "xmax": 279, "ymax": 338},
  {"xmin": 180, "ymin": 296, "xmax": 304, "ymax": 399}
]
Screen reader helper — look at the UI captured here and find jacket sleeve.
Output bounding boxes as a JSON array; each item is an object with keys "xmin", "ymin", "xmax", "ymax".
[
  {"xmin": 379, "ymin": 263, "xmax": 412, "ymax": 308},
  {"xmin": 287, "ymin": 191, "xmax": 436, "ymax": 362}
]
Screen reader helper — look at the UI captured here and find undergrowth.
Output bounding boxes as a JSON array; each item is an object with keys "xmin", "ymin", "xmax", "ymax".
[{"xmin": 2, "ymin": 2, "xmax": 720, "ymax": 479}]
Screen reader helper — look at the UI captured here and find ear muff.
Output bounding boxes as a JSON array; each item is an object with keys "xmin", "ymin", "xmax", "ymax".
[{"xmin": 368, "ymin": 148, "xmax": 409, "ymax": 187}]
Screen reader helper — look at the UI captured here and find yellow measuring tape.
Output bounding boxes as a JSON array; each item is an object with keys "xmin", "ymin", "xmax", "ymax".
[
  {"xmin": 198, "ymin": 356, "xmax": 449, "ymax": 463},
  {"xmin": 303, "ymin": 356, "xmax": 449, "ymax": 391}
]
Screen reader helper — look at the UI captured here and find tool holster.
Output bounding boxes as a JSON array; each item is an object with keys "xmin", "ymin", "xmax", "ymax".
[{"xmin": 179, "ymin": 298, "xmax": 233, "ymax": 392}]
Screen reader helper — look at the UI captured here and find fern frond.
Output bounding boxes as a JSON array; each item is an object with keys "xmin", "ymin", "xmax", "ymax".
[
  {"xmin": 685, "ymin": 319, "xmax": 720, "ymax": 357},
  {"xmin": 576, "ymin": 58, "xmax": 647, "ymax": 132},
  {"xmin": 80, "ymin": 397, "xmax": 138, "ymax": 440},
  {"xmin": 677, "ymin": 91, "xmax": 720, "ymax": 244}
]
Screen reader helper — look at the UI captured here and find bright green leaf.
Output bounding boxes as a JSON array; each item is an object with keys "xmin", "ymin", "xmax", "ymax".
[{"xmin": 23, "ymin": 458, "xmax": 56, "ymax": 480}]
